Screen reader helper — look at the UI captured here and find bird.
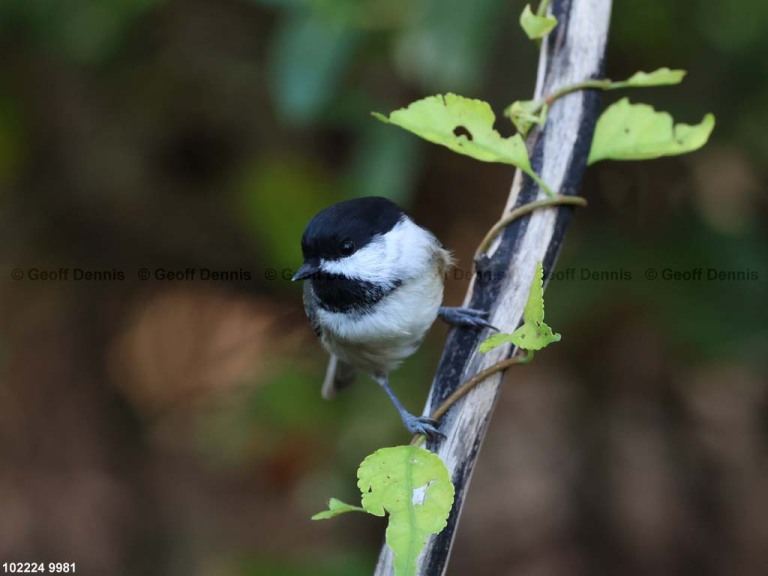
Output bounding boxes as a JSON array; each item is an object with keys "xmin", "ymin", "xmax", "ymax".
[{"xmin": 292, "ymin": 197, "xmax": 493, "ymax": 440}]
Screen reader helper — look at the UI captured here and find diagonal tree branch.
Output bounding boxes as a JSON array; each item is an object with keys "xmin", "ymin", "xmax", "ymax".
[{"xmin": 373, "ymin": 1, "xmax": 613, "ymax": 574}]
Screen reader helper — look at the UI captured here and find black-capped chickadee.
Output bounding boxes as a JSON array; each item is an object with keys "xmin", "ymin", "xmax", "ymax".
[{"xmin": 292, "ymin": 197, "xmax": 493, "ymax": 440}]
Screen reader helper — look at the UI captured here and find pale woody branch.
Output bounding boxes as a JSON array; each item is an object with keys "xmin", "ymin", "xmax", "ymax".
[{"xmin": 373, "ymin": 1, "xmax": 613, "ymax": 574}]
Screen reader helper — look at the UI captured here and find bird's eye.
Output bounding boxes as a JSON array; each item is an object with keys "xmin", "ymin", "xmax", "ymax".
[{"xmin": 340, "ymin": 239, "xmax": 356, "ymax": 256}]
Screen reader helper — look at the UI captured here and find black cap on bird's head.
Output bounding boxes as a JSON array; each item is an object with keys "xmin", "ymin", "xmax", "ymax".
[{"xmin": 292, "ymin": 197, "xmax": 405, "ymax": 281}]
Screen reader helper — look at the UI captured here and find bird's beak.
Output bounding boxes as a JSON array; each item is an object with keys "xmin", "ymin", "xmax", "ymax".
[{"xmin": 292, "ymin": 259, "xmax": 320, "ymax": 281}]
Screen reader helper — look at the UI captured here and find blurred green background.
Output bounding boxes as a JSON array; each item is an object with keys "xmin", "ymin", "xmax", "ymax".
[{"xmin": 0, "ymin": 1, "xmax": 766, "ymax": 575}]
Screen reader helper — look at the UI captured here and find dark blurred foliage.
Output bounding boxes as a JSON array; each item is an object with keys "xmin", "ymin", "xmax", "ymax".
[{"xmin": 0, "ymin": 1, "xmax": 766, "ymax": 575}]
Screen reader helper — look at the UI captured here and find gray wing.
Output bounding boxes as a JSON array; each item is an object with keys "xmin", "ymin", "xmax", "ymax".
[{"xmin": 303, "ymin": 281, "xmax": 357, "ymax": 398}]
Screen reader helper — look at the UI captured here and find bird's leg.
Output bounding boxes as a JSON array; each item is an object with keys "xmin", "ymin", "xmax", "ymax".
[
  {"xmin": 372, "ymin": 373, "xmax": 444, "ymax": 441},
  {"xmin": 438, "ymin": 306, "xmax": 497, "ymax": 330}
]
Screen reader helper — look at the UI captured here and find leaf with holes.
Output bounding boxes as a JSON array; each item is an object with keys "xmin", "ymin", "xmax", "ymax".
[
  {"xmin": 588, "ymin": 98, "xmax": 715, "ymax": 164},
  {"xmin": 480, "ymin": 261, "xmax": 560, "ymax": 353},
  {"xmin": 313, "ymin": 445, "xmax": 454, "ymax": 576},
  {"xmin": 373, "ymin": 94, "xmax": 554, "ymax": 195},
  {"xmin": 520, "ymin": 4, "xmax": 558, "ymax": 40},
  {"xmin": 359, "ymin": 446, "xmax": 454, "ymax": 576}
]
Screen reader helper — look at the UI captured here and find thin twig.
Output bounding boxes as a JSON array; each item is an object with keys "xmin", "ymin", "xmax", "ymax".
[{"xmin": 475, "ymin": 195, "xmax": 587, "ymax": 259}]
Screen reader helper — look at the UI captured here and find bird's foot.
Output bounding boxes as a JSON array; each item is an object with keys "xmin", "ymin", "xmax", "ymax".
[
  {"xmin": 438, "ymin": 306, "xmax": 497, "ymax": 330},
  {"xmin": 402, "ymin": 413, "xmax": 445, "ymax": 441}
]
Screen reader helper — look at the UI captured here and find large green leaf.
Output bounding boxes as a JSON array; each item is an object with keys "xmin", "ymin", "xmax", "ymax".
[
  {"xmin": 588, "ymin": 98, "xmax": 715, "ymax": 164},
  {"xmin": 359, "ymin": 446, "xmax": 454, "ymax": 576},
  {"xmin": 374, "ymin": 94, "xmax": 553, "ymax": 194},
  {"xmin": 313, "ymin": 445, "xmax": 454, "ymax": 576}
]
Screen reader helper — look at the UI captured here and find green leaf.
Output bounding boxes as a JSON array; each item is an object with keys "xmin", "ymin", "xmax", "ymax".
[
  {"xmin": 358, "ymin": 446, "xmax": 454, "ymax": 576},
  {"xmin": 504, "ymin": 99, "xmax": 548, "ymax": 138},
  {"xmin": 588, "ymin": 98, "xmax": 716, "ymax": 164},
  {"xmin": 478, "ymin": 332, "xmax": 515, "ymax": 353},
  {"xmin": 314, "ymin": 445, "xmax": 454, "ymax": 576},
  {"xmin": 374, "ymin": 94, "xmax": 554, "ymax": 195},
  {"xmin": 519, "ymin": 4, "xmax": 558, "ymax": 40},
  {"xmin": 311, "ymin": 498, "xmax": 367, "ymax": 520},
  {"xmin": 608, "ymin": 68, "xmax": 687, "ymax": 89},
  {"xmin": 480, "ymin": 262, "xmax": 560, "ymax": 353}
]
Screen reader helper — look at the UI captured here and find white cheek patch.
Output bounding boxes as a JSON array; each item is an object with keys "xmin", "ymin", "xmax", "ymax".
[
  {"xmin": 322, "ymin": 235, "xmax": 392, "ymax": 283},
  {"xmin": 320, "ymin": 217, "xmax": 436, "ymax": 284}
]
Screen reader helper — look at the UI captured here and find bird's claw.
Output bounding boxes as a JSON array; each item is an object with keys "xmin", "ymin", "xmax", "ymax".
[
  {"xmin": 402, "ymin": 414, "xmax": 445, "ymax": 441},
  {"xmin": 438, "ymin": 306, "xmax": 498, "ymax": 331}
]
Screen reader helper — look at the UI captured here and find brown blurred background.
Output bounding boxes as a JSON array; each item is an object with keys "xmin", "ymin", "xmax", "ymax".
[{"xmin": 0, "ymin": 1, "xmax": 766, "ymax": 575}]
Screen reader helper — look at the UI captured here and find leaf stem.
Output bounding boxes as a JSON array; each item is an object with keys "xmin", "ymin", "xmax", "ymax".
[
  {"xmin": 528, "ymin": 171, "xmax": 557, "ymax": 198},
  {"xmin": 475, "ymin": 195, "xmax": 587, "ymax": 259}
]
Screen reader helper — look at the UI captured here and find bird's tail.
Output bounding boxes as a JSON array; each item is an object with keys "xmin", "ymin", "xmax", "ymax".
[{"xmin": 321, "ymin": 354, "xmax": 357, "ymax": 400}]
